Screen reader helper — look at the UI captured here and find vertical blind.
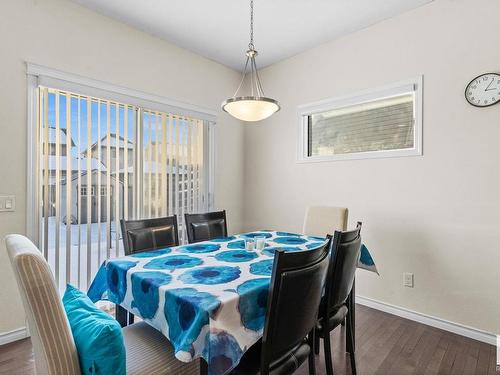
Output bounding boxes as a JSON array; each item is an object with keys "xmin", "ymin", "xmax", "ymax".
[
  {"xmin": 38, "ymin": 87, "xmax": 208, "ymax": 291},
  {"xmin": 307, "ymin": 93, "xmax": 415, "ymax": 157},
  {"xmin": 141, "ymin": 110, "xmax": 205, "ymax": 244}
]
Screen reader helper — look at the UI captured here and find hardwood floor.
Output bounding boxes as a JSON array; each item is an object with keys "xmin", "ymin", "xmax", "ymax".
[
  {"xmin": 0, "ymin": 336, "xmax": 33, "ymax": 375},
  {"xmin": 0, "ymin": 305, "xmax": 496, "ymax": 375}
]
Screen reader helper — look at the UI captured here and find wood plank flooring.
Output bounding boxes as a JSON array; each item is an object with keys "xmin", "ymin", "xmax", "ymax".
[{"xmin": 0, "ymin": 305, "xmax": 496, "ymax": 375}]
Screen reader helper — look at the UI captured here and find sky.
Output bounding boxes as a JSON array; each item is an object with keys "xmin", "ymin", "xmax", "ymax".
[
  {"xmin": 46, "ymin": 92, "xmax": 134, "ymax": 157},
  {"xmin": 45, "ymin": 91, "xmax": 190, "ymax": 159}
]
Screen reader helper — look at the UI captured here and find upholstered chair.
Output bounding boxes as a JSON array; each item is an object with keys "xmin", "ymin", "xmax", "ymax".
[
  {"xmin": 184, "ymin": 210, "xmax": 228, "ymax": 243},
  {"xmin": 5, "ymin": 234, "xmax": 199, "ymax": 375},
  {"xmin": 302, "ymin": 206, "xmax": 348, "ymax": 237}
]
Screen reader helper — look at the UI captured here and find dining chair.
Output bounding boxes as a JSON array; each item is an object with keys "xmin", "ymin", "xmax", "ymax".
[
  {"xmin": 5, "ymin": 234, "xmax": 199, "ymax": 375},
  {"xmin": 316, "ymin": 223, "xmax": 362, "ymax": 375},
  {"xmin": 120, "ymin": 216, "xmax": 179, "ymax": 256},
  {"xmin": 184, "ymin": 210, "xmax": 228, "ymax": 243},
  {"xmin": 302, "ymin": 206, "xmax": 348, "ymax": 237},
  {"xmin": 231, "ymin": 239, "xmax": 331, "ymax": 375},
  {"xmin": 302, "ymin": 206, "xmax": 349, "ymax": 329},
  {"xmin": 119, "ymin": 216, "xmax": 179, "ymax": 325}
]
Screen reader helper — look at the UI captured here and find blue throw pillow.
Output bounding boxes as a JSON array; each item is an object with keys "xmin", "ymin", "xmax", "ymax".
[{"xmin": 63, "ymin": 284, "xmax": 126, "ymax": 375}]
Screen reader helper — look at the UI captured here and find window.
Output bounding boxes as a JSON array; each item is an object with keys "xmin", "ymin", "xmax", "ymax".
[
  {"xmin": 298, "ymin": 77, "xmax": 422, "ymax": 162},
  {"xmin": 27, "ymin": 65, "xmax": 216, "ymax": 290},
  {"xmin": 79, "ymin": 185, "xmax": 96, "ymax": 196}
]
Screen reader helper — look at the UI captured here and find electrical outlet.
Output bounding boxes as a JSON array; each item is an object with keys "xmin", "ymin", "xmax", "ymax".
[{"xmin": 403, "ymin": 272, "xmax": 414, "ymax": 288}]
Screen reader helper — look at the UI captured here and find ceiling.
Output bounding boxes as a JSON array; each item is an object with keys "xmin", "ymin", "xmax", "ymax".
[{"xmin": 70, "ymin": 0, "xmax": 433, "ymax": 71}]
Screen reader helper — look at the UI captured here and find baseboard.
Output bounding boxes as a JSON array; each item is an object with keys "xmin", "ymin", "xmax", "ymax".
[
  {"xmin": 356, "ymin": 295, "xmax": 496, "ymax": 346},
  {"xmin": 0, "ymin": 327, "xmax": 29, "ymax": 346}
]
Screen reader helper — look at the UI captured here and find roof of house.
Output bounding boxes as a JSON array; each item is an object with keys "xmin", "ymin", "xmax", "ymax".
[
  {"xmin": 112, "ymin": 162, "xmax": 187, "ymax": 175},
  {"xmin": 46, "ymin": 127, "xmax": 76, "ymax": 147},
  {"xmin": 64, "ymin": 169, "xmax": 123, "ymax": 185},
  {"xmin": 45, "ymin": 155, "xmax": 105, "ymax": 171},
  {"xmin": 83, "ymin": 134, "xmax": 134, "ymax": 154}
]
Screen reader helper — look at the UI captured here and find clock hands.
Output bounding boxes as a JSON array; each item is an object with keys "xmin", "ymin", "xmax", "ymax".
[{"xmin": 485, "ymin": 77, "xmax": 496, "ymax": 91}]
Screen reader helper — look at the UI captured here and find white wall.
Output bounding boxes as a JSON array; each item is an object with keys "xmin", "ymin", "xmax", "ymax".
[
  {"xmin": 0, "ymin": 0, "xmax": 244, "ymax": 334},
  {"xmin": 243, "ymin": 0, "xmax": 500, "ymax": 334}
]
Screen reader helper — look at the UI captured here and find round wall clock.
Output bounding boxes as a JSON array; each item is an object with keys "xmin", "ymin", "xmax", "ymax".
[{"xmin": 465, "ymin": 73, "xmax": 500, "ymax": 107}]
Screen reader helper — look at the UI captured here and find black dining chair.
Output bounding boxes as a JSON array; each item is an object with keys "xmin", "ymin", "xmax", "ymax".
[
  {"xmin": 315, "ymin": 222, "xmax": 362, "ymax": 375},
  {"xmin": 231, "ymin": 239, "xmax": 331, "ymax": 375},
  {"xmin": 184, "ymin": 210, "xmax": 228, "ymax": 243},
  {"xmin": 118, "ymin": 216, "xmax": 179, "ymax": 326},
  {"xmin": 120, "ymin": 215, "xmax": 179, "ymax": 256}
]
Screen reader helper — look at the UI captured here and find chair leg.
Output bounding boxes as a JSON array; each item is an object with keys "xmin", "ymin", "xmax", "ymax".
[
  {"xmin": 323, "ymin": 328, "xmax": 334, "ymax": 375},
  {"xmin": 200, "ymin": 359, "xmax": 209, "ymax": 375},
  {"xmin": 346, "ymin": 315, "xmax": 352, "ymax": 354},
  {"xmin": 346, "ymin": 316, "xmax": 357, "ymax": 375},
  {"xmin": 115, "ymin": 305, "xmax": 128, "ymax": 327},
  {"xmin": 308, "ymin": 330, "xmax": 316, "ymax": 375},
  {"xmin": 350, "ymin": 280, "xmax": 356, "ymax": 349},
  {"xmin": 314, "ymin": 329, "xmax": 320, "ymax": 355}
]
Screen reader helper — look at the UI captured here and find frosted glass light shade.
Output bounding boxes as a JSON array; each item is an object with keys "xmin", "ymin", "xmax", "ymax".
[{"xmin": 222, "ymin": 97, "xmax": 280, "ymax": 122}]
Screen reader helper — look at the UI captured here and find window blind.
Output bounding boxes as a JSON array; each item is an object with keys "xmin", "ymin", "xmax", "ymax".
[
  {"xmin": 38, "ymin": 87, "xmax": 208, "ymax": 291},
  {"xmin": 307, "ymin": 93, "xmax": 415, "ymax": 157}
]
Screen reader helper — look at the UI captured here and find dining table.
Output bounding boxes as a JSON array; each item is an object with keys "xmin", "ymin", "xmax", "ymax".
[{"xmin": 88, "ymin": 230, "xmax": 378, "ymax": 375}]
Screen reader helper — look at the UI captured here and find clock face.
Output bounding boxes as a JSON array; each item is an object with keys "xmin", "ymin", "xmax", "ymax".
[{"xmin": 465, "ymin": 73, "xmax": 500, "ymax": 107}]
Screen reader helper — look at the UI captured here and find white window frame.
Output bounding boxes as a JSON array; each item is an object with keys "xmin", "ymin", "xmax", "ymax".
[
  {"xmin": 26, "ymin": 62, "xmax": 217, "ymax": 243},
  {"xmin": 296, "ymin": 76, "xmax": 423, "ymax": 163}
]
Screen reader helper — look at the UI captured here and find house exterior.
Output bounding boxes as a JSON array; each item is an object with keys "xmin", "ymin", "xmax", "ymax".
[
  {"xmin": 82, "ymin": 133, "xmax": 134, "ymax": 172},
  {"xmin": 43, "ymin": 126, "xmax": 74, "ymax": 154},
  {"xmin": 45, "ymin": 131, "xmax": 194, "ymax": 223},
  {"xmin": 62, "ymin": 170, "xmax": 124, "ymax": 224},
  {"xmin": 43, "ymin": 128, "xmax": 123, "ymax": 223}
]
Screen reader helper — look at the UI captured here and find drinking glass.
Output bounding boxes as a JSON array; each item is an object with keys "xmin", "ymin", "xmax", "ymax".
[
  {"xmin": 255, "ymin": 236, "xmax": 266, "ymax": 251},
  {"xmin": 245, "ymin": 238, "xmax": 255, "ymax": 251}
]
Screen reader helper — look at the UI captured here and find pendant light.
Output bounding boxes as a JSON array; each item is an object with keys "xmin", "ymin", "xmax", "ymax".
[{"xmin": 222, "ymin": 0, "xmax": 280, "ymax": 122}]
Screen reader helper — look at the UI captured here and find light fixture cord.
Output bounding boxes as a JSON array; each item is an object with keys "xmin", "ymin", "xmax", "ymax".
[
  {"xmin": 232, "ymin": 0, "xmax": 267, "ymax": 98},
  {"xmin": 250, "ymin": 0, "xmax": 255, "ymax": 96},
  {"xmin": 249, "ymin": 0, "xmax": 254, "ymax": 50}
]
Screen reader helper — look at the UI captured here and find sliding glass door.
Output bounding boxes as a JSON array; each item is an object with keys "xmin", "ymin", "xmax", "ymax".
[{"xmin": 37, "ymin": 87, "xmax": 210, "ymax": 290}]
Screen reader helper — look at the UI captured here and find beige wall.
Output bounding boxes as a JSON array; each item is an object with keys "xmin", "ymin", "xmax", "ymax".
[
  {"xmin": 0, "ymin": 0, "xmax": 244, "ymax": 333},
  {"xmin": 1, "ymin": 0, "xmax": 499, "ymax": 339},
  {"xmin": 243, "ymin": 0, "xmax": 500, "ymax": 333}
]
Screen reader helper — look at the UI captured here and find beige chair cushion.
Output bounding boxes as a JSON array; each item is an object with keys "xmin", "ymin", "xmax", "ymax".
[
  {"xmin": 5, "ymin": 234, "xmax": 80, "ymax": 375},
  {"xmin": 123, "ymin": 321, "xmax": 200, "ymax": 375},
  {"xmin": 302, "ymin": 206, "xmax": 348, "ymax": 237}
]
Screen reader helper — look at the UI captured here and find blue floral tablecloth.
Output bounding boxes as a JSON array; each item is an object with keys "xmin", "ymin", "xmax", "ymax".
[{"xmin": 88, "ymin": 231, "xmax": 377, "ymax": 375}]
